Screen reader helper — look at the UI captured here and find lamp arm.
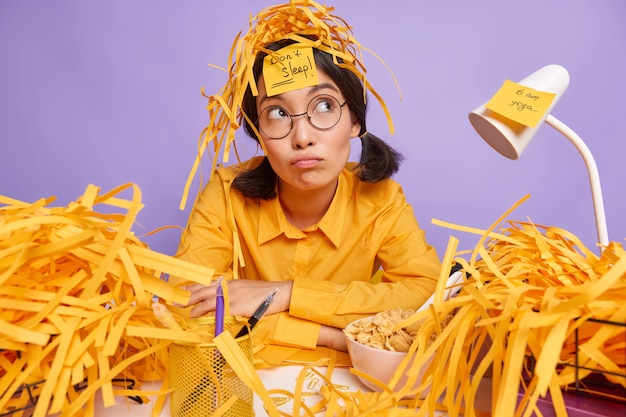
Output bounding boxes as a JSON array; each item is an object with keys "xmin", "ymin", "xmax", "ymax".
[{"xmin": 544, "ymin": 114, "xmax": 609, "ymax": 248}]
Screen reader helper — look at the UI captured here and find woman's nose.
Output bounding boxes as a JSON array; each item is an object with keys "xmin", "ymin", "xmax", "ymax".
[{"xmin": 290, "ymin": 113, "xmax": 315, "ymax": 148}]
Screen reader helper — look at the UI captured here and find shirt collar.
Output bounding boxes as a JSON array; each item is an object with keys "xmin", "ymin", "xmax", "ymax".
[
  {"xmin": 256, "ymin": 170, "xmax": 351, "ymax": 247},
  {"xmin": 316, "ymin": 174, "xmax": 348, "ymax": 247}
]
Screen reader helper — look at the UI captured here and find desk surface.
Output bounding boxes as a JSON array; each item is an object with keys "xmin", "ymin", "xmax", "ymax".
[
  {"xmin": 90, "ymin": 366, "xmax": 385, "ymax": 417},
  {"xmin": 87, "ymin": 366, "xmax": 624, "ymax": 417}
]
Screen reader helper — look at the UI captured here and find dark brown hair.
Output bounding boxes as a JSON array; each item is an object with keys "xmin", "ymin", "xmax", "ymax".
[{"xmin": 233, "ymin": 38, "xmax": 403, "ymax": 199}]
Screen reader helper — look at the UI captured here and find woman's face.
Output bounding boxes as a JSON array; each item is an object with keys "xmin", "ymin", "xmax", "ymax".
[{"xmin": 255, "ymin": 69, "xmax": 361, "ymax": 194}]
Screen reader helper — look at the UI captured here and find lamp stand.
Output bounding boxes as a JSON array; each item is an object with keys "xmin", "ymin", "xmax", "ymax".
[{"xmin": 544, "ymin": 114, "xmax": 609, "ymax": 248}]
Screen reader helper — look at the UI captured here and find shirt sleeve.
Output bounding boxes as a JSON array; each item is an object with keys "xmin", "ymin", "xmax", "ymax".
[
  {"xmin": 253, "ymin": 313, "xmax": 321, "ymax": 350},
  {"xmin": 171, "ymin": 169, "xmax": 234, "ymax": 286},
  {"xmin": 172, "ymin": 168, "xmax": 323, "ymax": 350},
  {"xmin": 289, "ymin": 182, "xmax": 441, "ymax": 329}
]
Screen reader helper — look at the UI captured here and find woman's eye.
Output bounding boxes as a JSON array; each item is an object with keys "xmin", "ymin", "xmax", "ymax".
[
  {"xmin": 267, "ymin": 107, "xmax": 288, "ymax": 120},
  {"xmin": 313, "ymin": 98, "xmax": 335, "ymax": 113}
]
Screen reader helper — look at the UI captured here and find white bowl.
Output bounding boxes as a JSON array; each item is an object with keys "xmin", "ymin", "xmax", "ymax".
[{"xmin": 344, "ymin": 316, "xmax": 432, "ymax": 395}]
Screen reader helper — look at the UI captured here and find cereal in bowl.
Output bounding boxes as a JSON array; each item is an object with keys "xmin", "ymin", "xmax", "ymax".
[{"xmin": 344, "ymin": 308, "xmax": 419, "ymax": 352}]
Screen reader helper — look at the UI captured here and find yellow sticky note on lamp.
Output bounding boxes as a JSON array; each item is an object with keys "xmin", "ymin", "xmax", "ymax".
[
  {"xmin": 485, "ymin": 79, "xmax": 556, "ymax": 127},
  {"xmin": 262, "ymin": 44, "xmax": 319, "ymax": 97}
]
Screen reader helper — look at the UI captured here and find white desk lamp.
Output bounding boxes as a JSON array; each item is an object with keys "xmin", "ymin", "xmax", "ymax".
[{"xmin": 468, "ymin": 64, "xmax": 609, "ymax": 249}]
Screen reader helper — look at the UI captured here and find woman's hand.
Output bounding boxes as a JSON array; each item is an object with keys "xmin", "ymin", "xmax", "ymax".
[
  {"xmin": 184, "ymin": 279, "xmax": 293, "ymax": 318},
  {"xmin": 317, "ymin": 325, "xmax": 348, "ymax": 352}
]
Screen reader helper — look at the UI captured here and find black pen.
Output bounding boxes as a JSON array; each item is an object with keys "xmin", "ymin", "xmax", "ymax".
[{"xmin": 235, "ymin": 288, "xmax": 277, "ymax": 338}]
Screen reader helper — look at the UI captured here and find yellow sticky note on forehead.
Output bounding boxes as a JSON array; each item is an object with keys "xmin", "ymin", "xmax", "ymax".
[
  {"xmin": 485, "ymin": 79, "xmax": 556, "ymax": 127},
  {"xmin": 262, "ymin": 44, "xmax": 319, "ymax": 97}
]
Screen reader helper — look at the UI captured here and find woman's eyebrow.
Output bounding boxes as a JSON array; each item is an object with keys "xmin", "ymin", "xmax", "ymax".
[{"xmin": 308, "ymin": 83, "xmax": 340, "ymax": 95}]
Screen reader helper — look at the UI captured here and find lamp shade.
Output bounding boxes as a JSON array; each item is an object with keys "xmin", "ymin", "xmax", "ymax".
[{"xmin": 469, "ymin": 64, "xmax": 570, "ymax": 160}]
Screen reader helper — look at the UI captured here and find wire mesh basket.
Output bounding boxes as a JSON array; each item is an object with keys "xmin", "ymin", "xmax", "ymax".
[
  {"xmin": 563, "ymin": 317, "xmax": 626, "ymax": 403},
  {"xmin": 169, "ymin": 316, "xmax": 253, "ymax": 417},
  {"xmin": 0, "ymin": 377, "xmax": 43, "ymax": 417},
  {"xmin": 524, "ymin": 316, "xmax": 626, "ymax": 405}
]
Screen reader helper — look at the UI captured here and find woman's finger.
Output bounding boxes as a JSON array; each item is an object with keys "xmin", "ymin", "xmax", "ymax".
[
  {"xmin": 189, "ymin": 299, "xmax": 215, "ymax": 317},
  {"xmin": 186, "ymin": 284, "xmax": 217, "ymax": 308}
]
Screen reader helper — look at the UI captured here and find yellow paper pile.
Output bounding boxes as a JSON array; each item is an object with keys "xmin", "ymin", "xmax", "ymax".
[
  {"xmin": 0, "ymin": 183, "xmax": 215, "ymax": 417},
  {"xmin": 424, "ymin": 209, "xmax": 626, "ymax": 417},
  {"xmin": 214, "ymin": 195, "xmax": 625, "ymax": 417},
  {"xmin": 3, "ymin": 184, "xmax": 624, "ymax": 417}
]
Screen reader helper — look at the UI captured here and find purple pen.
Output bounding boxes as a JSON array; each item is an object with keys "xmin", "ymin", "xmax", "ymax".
[{"xmin": 214, "ymin": 277, "xmax": 224, "ymax": 337}]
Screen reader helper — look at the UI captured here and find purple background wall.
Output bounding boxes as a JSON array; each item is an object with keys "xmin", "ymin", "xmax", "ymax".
[{"xmin": 1, "ymin": 0, "xmax": 624, "ymax": 260}]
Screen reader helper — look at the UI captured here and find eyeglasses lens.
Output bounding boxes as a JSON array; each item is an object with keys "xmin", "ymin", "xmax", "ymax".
[{"xmin": 257, "ymin": 95, "xmax": 344, "ymax": 139}]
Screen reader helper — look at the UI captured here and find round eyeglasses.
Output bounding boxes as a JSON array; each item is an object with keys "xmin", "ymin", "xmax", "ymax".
[{"xmin": 256, "ymin": 94, "xmax": 347, "ymax": 140}]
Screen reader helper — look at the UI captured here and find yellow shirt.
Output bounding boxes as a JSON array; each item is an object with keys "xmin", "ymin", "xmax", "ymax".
[{"xmin": 175, "ymin": 157, "xmax": 441, "ymax": 354}]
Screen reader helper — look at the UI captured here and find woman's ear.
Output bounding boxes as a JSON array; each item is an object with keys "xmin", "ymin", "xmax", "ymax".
[{"xmin": 350, "ymin": 117, "xmax": 361, "ymax": 138}]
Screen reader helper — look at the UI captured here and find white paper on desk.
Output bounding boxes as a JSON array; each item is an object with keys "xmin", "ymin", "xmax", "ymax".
[{"xmin": 417, "ymin": 270, "xmax": 464, "ymax": 312}]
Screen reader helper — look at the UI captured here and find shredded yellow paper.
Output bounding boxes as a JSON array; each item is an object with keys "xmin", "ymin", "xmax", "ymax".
[
  {"xmin": 3, "ymin": 184, "xmax": 624, "ymax": 416},
  {"xmin": 406, "ymin": 195, "xmax": 625, "ymax": 417},
  {"xmin": 0, "ymin": 183, "xmax": 216, "ymax": 417}
]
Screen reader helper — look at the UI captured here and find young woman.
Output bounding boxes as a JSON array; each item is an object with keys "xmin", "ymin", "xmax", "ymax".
[{"xmin": 174, "ymin": 3, "xmax": 441, "ymax": 356}]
